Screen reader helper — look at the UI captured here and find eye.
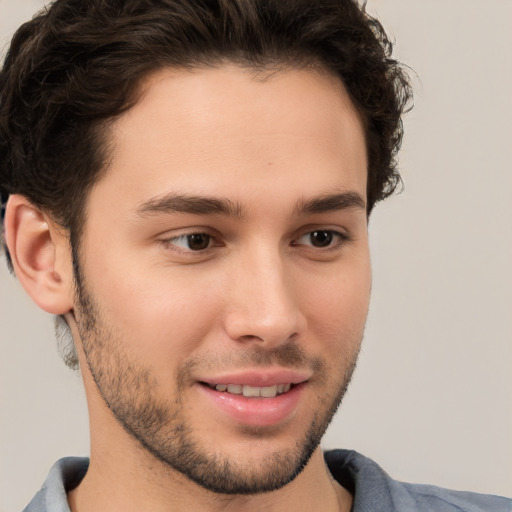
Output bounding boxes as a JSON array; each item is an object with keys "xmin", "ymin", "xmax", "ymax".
[
  {"xmin": 167, "ymin": 233, "xmax": 213, "ymax": 251},
  {"xmin": 294, "ymin": 230, "xmax": 346, "ymax": 249}
]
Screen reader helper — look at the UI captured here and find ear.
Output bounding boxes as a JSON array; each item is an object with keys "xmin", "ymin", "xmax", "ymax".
[{"xmin": 4, "ymin": 194, "xmax": 74, "ymax": 315}]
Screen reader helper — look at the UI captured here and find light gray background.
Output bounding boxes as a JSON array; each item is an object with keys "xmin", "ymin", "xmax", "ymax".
[{"xmin": 1, "ymin": 1, "xmax": 511, "ymax": 511}]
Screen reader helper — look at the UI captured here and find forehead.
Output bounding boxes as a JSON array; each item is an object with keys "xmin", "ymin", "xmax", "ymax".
[{"xmin": 89, "ymin": 64, "xmax": 367, "ymax": 218}]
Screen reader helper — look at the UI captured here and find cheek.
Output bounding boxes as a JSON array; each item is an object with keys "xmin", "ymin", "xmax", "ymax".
[
  {"xmin": 301, "ymin": 262, "xmax": 371, "ymax": 347},
  {"xmin": 88, "ymin": 261, "xmax": 225, "ymax": 364}
]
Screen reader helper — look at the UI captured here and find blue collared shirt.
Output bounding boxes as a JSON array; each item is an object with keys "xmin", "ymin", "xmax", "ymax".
[{"xmin": 23, "ymin": 450, "xmax": 511, "ymax": 512}]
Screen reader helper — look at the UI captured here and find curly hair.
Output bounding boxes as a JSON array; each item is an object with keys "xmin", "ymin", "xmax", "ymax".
[{"xmin": 0, "ymin": 0, "xmax": 412, "ymax": 366}]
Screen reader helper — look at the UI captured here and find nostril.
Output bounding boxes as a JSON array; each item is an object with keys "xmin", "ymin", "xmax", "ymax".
[{"xmin": 238, "ymin": 334, "xmax": 265, "ymax": 343}]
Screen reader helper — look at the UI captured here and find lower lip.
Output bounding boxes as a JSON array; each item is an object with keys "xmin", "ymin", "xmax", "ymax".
[{"xmin": 198, "ymin": 383, "xmax": 305, "ymax": 427}]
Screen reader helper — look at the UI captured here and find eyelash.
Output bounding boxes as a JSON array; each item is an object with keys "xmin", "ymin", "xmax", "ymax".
[
  {"xmin": 162, "ymin": 229, "xmax": 349, "ymax": 254},
  {"xmin": 164, "ymin": 233, "xmax": 217, "ymax": 252},
  {"xmin": 292, "ymin": 230, "xmax": 348, "ymax": 250}
]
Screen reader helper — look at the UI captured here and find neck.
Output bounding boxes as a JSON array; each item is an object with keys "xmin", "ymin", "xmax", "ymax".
[{"xmin": 67, "ymin": 447, "xmax": 352, "ymax": 512}]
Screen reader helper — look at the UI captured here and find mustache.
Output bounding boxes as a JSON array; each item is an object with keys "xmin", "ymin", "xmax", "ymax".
[{"xmin": 179, "ymin": 341, "xmax": 325, "ymax": 380}]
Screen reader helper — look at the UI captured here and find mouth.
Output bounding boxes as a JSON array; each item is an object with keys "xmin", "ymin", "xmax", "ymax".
[
  {"xmin": 201, "ymin": 382, "xmax": 293, "ymax": 398},
  {"xmin": 196, "ymin": 369, "xmax": 310, "ymax": 426},
  {"xmin": 198, "ymin": 380, "xmax": 306, "ymax": 427}
]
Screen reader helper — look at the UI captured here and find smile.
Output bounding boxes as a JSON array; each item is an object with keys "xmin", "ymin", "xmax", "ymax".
[{"xmin": 205, "ymin": 383, "xmax": 293, "ymax": 398}]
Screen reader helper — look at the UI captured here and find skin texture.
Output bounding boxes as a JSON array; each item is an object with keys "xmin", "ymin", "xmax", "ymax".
[{"xmin": 7, "ymin": 65, "xmax": 370, "ymax": 512}]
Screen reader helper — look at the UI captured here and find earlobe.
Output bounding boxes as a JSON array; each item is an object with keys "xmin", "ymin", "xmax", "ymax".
[{"xmin": 4, "ymin": 195, "xmax": 74, "ymax": 315}]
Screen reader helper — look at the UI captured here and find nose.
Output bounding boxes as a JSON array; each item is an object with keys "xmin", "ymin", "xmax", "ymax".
[{"xmin": 223, "ymin": 245, "xmax": 305, "ymax": 347}]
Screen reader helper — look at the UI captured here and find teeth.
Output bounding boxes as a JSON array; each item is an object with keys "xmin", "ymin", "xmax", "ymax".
[
  {"xmin": 260, "ymin": 385, "xmax": 278, "ymax": 398},
  {"xmin": 212, "ymin": 383, "xmax": 292, "ymax": 397},
  {"xmin": 242, "ymin": 385, "xmax": 261, "ymax": 397},
  {"xmin": 226, "ymin": 384, "xmax": 243, "ymax": 394}
]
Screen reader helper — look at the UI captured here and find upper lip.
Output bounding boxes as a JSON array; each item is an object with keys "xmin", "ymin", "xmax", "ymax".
[{"xmin": 199, "ymin": 368, "xmax": 311, "ymax": 387}]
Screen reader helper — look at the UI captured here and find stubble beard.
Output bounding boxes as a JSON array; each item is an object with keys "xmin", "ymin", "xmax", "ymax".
[{"xmin": 74, "ymin": 268, "xmax": 361, "ymax": 495}]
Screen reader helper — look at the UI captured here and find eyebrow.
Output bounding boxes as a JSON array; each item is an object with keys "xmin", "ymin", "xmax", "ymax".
[
  {"xmin": 294, "ymin": 191, "xmax": 366, "ymax": 216},
  {"xmin": 135, "ymin": 190, "xmax": 366, "ymax": 219},
  {"xmin": 135, "ymin": 193, "xmax": 244, "ymax": 218}
]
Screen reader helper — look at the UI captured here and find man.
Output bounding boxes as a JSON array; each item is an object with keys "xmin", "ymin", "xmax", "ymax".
[{"xmin": 0, "ymin": 1, "xmax": 510, "ymax": 511}]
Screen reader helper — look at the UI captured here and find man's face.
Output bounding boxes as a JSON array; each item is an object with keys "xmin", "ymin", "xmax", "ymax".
[{"xmin": 73, "ymin": 65, "xmax": 371, "ymax": 494}]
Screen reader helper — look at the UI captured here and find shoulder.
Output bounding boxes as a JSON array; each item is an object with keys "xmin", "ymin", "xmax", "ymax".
[
  {"xmin": 398, "ymin": 481, "xmax": 512, "ymax": 512},
  {"xmin": 23, "ymin": 458, "xmax": 89, "ymax": 512},
  {"xmin": 324, "ymin": 449, "xmax": 511, "ymax": 512}
]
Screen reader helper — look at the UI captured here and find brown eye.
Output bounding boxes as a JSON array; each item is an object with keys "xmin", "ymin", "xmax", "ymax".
[
  {"xmin": 185, "ymin": 234, "xmax": 211, "ymax": 250},
  {"xmin": 293, "ymin": 230, "xmax": 347, "ymax": 250},
  {"xmin": 167, "ymin": 233, "xmax": 213, "ymax": 251},
  {"xmin": 309, "ymin": 230, "xmax": 333, "ymax": 248}
]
